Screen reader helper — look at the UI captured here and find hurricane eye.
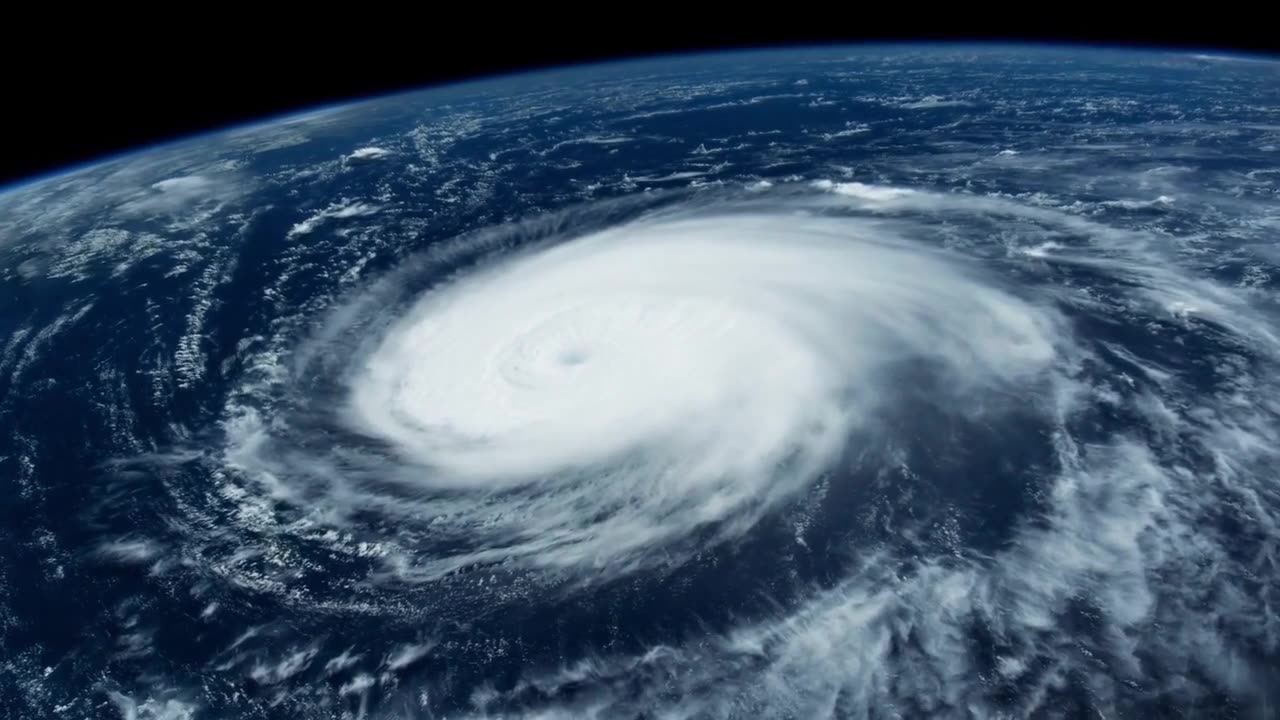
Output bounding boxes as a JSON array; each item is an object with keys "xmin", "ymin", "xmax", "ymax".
[{"xmin": 557, "ymin": 349, "xmax": 589, "ymax": 366}]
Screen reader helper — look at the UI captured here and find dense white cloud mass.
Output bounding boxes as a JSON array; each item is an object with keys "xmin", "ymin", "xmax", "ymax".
[{"xmin": 341, "ymin": 211, "xmax": 1061, "ymax": 576}]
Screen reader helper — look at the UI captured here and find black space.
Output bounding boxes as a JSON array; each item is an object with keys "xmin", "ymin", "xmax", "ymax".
[{"xmin": 2, "ymin": 28, "xmax": 1277, "ymax": 189}]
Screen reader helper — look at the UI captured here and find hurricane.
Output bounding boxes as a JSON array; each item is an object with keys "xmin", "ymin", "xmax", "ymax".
[
  {"xmin": 230, "ymin": 200, "xmax": 1065, "ymax": 587},
  {"xmin": 2, "ymin": 46, "xmax": 1279, "ymax": 720}
]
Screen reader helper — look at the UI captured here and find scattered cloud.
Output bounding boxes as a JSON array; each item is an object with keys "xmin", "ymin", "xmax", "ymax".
[{"xmin": 287, "ymin": 200, "xmax": 382, "ymax": 238}]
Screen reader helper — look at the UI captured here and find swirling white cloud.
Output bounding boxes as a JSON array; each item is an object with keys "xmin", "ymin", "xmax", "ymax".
[{"xmin": 333, "ymin": 209, "xmax": 1063, "ymax": 578}]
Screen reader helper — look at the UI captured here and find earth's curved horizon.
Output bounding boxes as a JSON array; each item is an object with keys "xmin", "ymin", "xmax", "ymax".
[
  {"xmin": 8, "ymin": 43, "xmax": 1278, "ymax": 196},
  {"xmin": 3, "ymin": 45, "xmax": 1279, "ymax": 719}
]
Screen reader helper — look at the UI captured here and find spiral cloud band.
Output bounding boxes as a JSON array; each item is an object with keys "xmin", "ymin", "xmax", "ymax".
[
  {"xmin": 339, "ymin": 210, "xmax": 1061, "ymax": 576},
  {"xmin": 58, "ymin": 179, "xmax": 1279, "ymax": 718}
]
